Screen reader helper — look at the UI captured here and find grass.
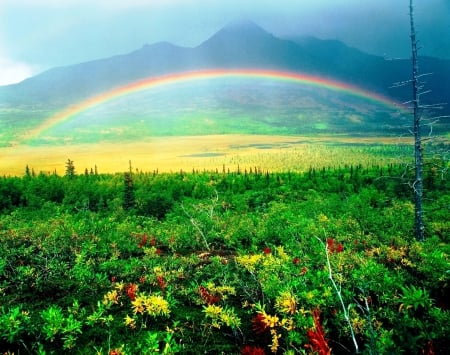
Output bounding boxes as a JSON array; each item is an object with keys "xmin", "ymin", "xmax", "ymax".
[{"xmin": 0, "ymin": 134, "xmax": 413, "ymax": 176}]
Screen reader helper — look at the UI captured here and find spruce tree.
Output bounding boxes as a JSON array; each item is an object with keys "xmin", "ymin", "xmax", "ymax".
[{"xmin": 65, "ymin": 159, "xmax": 76, "ymax": 178}]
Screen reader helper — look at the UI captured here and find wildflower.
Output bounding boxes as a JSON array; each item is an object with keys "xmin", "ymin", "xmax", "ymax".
[
  {"xmin": 115, "ymin": 281, "xmax": 125, "ymax": 292},
  {"xmin": 305, "ymin": 308, "xmax": 331, "ymax": 355},
  {"xmin": 263, "ymin": 247, "xmax": 271, "ymax": 255},
  {"xmin": 236, "ymin": 254, "xmax": 263, "ymax": 272},
  {"xmin": 326, "ymin": 238, "xmax": 334, "ymax": 251},
  {"xmin": 131, "ymin": 294, "xmax": 146, "ymax": 314},
  {"xmin": 203, "ymin": 304, "xmax": 223, "ymax": 329},
  {"xmin": 111, "ymin": 276, "xmax": 116, "ymax": 283},
  {"xmin": 327, "ymin": 238, "xmax": 344, "ymax": 253},
  {"xmin": 292, "ymin": 257, "xmax": 300, "ymax": 265},
  {"xmin": 318, "ymin": 213, "xmax": 329, "ymax": 223},
  {"xmin": 137, "ymin": 234, "xmax": 148, "ymax": 248},
  {"xmin": 124, "ymin": 314, "xmax": 136, "ymax": 329},
  {"xmin": 203, "ymin": 304, "xmax": 222, "ymax": 317},
  {"xmin": 274, "ymin": 245, "xmax": 289, "ymax": 261},
  {"xmin": 263, "ymin": 314, "xmax": 279, "ymax": 329},
  {"xmin": 103, "ymin": 290, "xmax": 119, "ymax": 305},
  {"xmin": 157, "ymin": 275, "xmax": 166, "ymax": 292},
  {"xmin": 199, "ymin": 285, "xmax": 220, "ymax": 304},
  {"xmin": 270, "ymin": 329, "xmax": 281, "ymax": 353},
  {"xmin": 219, "ymin": 307, "xmax": 241, "ymax": 329},
  {"xmin": 109, "ymin": 347, "xmax": 124, "ymax": 355},
  {"xmin": 144, "ymin": 294, "xmax": 170, "ymax": 317},
  {"xmin": 275, "ymin": 290, "xmax": 297, "ymax": 315},
  {"xmin": 150, "ymin": 235, "xmax": 157, "ymax": 246},
  {"xmin": 252, "ymin": 313, "xmax": 268, "ymax": 334},
  {"xmin": 241, "ymin": 345, "xmax": 266, "ymax": 355},
  {"xmin": 126, "ymin": 283, "xmax": 138, "ymax": 301},
  {"xmin": 139, "ymin": 276, "xmax": 146, "ymax": 284},
  {"xmin": 281, "ymin": 317, "xmax": 295, "ymax": 331}
]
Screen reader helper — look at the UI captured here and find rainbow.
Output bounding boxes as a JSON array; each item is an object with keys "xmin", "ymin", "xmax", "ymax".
[{"xmin": 25, "ymin": 69, "xmax": 405, "ymax": 141}]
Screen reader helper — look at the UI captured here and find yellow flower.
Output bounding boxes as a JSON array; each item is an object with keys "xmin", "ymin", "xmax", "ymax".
[
  {"xmin": 263, "ymin": 314, "xmax": 280, "ymax": 328},
  {"xmin": 275, "ymin": 246, "xmax": 289, "ymax": 261},
  {"xmin": 144, "ymin": 295, "xmax": 171, "ymax": 317},
  {"xmin": 219, "ymin": 308, "xmax": 241, "ymax": 329},
  {"xmin": 275, "ymin": 290, "xmax": 297, "ymax": 315},
  {"xmin": 281, "ymin": 317, "xmax": 295, "ymax": 331},
  {"xmin": 236, "ymin": 254, "xmax": 263, "ymax": 272},
  {"xmin": 115, "ymin": 281, "xmax": 125, "ymax": 292},
  {"xmin": 270, "ymin": 329, "xmax": 281, "ymax": 353},
  {"xmin": 124, "ymin": 314, "xmax": 136, "ymax": 329},
  {"xmin": 318, "ymin": 213, "xmax": 329, "ymax": 223},
  {"xmin": 203, "ymin": 304, "xmax": 223, "ymax": 318},
  {"xmin": 131, "ymin": 294, "xmax": 146, "ymax": 314},
  {"xmin": 103, "ymin": 290, "xmax": 119, "ymax": 305}
]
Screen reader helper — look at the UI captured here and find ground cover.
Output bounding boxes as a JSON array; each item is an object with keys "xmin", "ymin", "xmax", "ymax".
[{"xmin": 0, "ymin": 163, "xmax": 449, "ymax": 354}]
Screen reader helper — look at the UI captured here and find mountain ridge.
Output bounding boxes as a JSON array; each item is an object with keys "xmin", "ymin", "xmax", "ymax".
[{"xmin": 1, "ymin": 21, "xmax": 449, "ymax": 115}]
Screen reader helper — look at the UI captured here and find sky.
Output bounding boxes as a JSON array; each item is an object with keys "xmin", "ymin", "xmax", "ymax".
[{"xmin": 1, "ymin": 0, "xmax": 449, "ymax": 86}]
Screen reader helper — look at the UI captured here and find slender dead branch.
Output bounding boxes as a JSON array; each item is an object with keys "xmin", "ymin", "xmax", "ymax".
[{"xmin": 315, "ymin": 234, "xmax": 359, "ymax": 354}]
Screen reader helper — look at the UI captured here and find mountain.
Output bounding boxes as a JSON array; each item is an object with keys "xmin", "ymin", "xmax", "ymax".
[{"xmin": 1, "ymin": 20, "xmax": 449, "ymax": 114}]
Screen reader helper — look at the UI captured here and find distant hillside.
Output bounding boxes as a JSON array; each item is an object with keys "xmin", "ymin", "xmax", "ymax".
[{"xmin": 1, "ymin": 20, "xmax": 449, "ymax": 116}]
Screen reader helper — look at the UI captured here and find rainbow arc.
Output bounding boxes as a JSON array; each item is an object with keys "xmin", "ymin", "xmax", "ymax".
[{"xmin": 24, "ymin": 69, "xmax": 406, "ymax": 141}]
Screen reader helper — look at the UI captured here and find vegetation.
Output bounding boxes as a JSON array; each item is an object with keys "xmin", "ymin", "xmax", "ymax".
[{"xmin": 1, "ymin": 160, "xmax": 449, "ymax": 354}]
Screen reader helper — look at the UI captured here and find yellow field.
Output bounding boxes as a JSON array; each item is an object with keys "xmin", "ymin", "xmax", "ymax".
[{"xmin": 0, "ymin": 135, "xmax": 413, "ymax": 176}]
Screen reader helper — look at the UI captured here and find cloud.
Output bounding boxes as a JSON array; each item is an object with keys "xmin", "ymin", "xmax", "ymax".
[{"xmin": 0, "ymin": 56, "xmax": 34, "ymax": 85}]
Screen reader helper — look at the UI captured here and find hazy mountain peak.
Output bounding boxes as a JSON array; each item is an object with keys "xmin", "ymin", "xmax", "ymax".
[
  {"xmin": 198, "ymin": 19, "xmax": 275, "ymax": 51},
  {"xmin": 222, "ymin": 19, "xmax": 266, "ymax": 32}
]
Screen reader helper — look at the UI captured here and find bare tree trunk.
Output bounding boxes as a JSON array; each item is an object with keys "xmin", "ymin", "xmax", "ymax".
[{"xmin": 409, "ymin": 0, "xmax": 425, "ymax": 241}]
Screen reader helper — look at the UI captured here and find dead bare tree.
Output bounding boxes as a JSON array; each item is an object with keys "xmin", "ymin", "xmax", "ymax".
[{"xmin": 409, "ymin": 0, "xmax": 425, "ymax": 241}]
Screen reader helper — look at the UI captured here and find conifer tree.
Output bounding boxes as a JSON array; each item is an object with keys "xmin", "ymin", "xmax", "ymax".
[
  {"xmin": 65, "ymin": 159, "xmax": 76, "ymax": 178},
  {"xmin": 123, "ymin": 171, "xmax": 135, "ymax": 210}
]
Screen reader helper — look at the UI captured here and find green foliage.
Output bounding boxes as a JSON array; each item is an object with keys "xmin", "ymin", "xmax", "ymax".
[{"xmin": 0, "ymin": 164, "xmax": 448, "ymax": 353}]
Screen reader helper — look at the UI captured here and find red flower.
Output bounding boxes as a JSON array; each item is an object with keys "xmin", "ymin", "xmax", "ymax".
[
  {"xmin": 199, "ymin": 285, "xmax": 220, "ymax": 304},
  {"xmin": 327, "ymin": 238, "xmax": 344, "ymax": 253},
  {"xmin": 157, "ymin": 275, "xmax": 166, "ymax": 291},
  {"xmin": 293, "ymin": 257, "xmax": 300, "ymax": 265},
  {"xmin": 150, "ymin": 235, "xmax": 157, "ymax": 246},
  {"xmin": 251, "ymin": 313, "xmax": 268, "ymax": 335},
  {"xmin": 241, "ymin": 345, "xmax": 266, "ymax": 355},
  {"xmin": 111, "ymin": 276, "xmax": 116, "ymax": 283},
  {"xmin": 301, "ymin": 267, "xmax": 308, "ymax": 275},
  {"xmin": 263, "ymin": 247, "xmax": 271, "ymax": 255},
  {"xmin": 305, "ymin": 308, "xmax": 331, "ymax": 355},
  {"xmin": 422, "ymin": 340, "xmax": 435, "ymax": 355},
  {"xmin": 139, "ymin": 276, "xmax": 146, "ymax": 284},
  {"xmin": 126, "ymin": 283, "xmax": 138, "ymax": 301},
  {"xmin": 326, "ymin": 238, "xmax": 334, "ymax": 250},
  {"xmin": 137, "ymin": 234, "xmax": 148, "ymax": 248}
]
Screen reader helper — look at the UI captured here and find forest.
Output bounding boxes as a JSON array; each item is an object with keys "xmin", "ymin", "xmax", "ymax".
[{"xmin": 1, "ymin": 159, "xmax": 449, "ymax": 354}]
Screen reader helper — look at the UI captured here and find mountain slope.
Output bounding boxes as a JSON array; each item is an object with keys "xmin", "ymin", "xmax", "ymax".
[{"xmin": 1, "ymin": 21, "xmax": 449, "ymax": 115}]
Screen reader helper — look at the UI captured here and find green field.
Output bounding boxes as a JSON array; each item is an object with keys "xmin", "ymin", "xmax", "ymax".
[{"xmin": 0, "ymin": 163, "xmax": 449, "ymax": 354}]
